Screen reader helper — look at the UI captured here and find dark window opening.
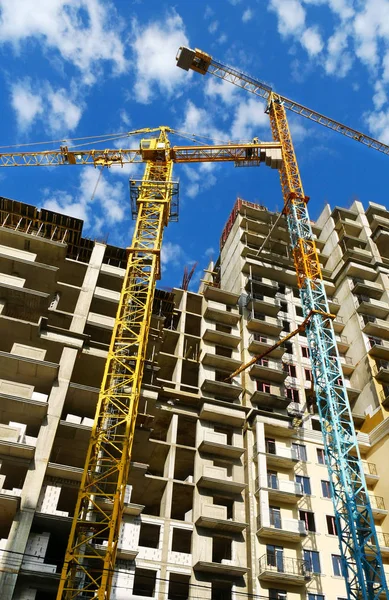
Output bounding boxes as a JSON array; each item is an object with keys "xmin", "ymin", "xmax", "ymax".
[
  {"xmin": 139, "ymin": 523, "xmax": 160, "ymax": 548},
  {"xmin": 212, "ymin": 536, "xmax": 232, "ymax": 563},
  {"xmin": 171, "ymin": 528, "xmax": 192, "ymax": 554},
  {"xmin": 326, "ymin": 514, "xmax": 337, "ymax": 536},
  {"xmin": 133, "ymin": 568, "xmax": 157, "ymax": 597},
  {"xmin": 168, "ymin": 573, "xmax": 190, "ymax": 600},
  {"xmin": 299, "ymin": 510, "xmax": 316, "ymax": 532}
]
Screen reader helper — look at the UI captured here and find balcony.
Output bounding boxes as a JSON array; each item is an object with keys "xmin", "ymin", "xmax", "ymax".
[
  {"xmin": 199, "ymin": 402, "xmax": 246, "ymax": 428},
  {"xmin": 332, "ymin": 315, "xmax": 345, "ymax": 333},
  {"xmin": 201, "ymin": 378, "xmax": 242, "ymax": 400},
  {"xmin": 195, "ymin": 503, "xmax": 247, "ymax": 533},
  {"xmin": 340, "ymin": 355, "xmax": 355, "ymax": 376},
  {"xmin": 256, "ymin": 475, "xmax": 303, "ymax": 503},
  {"xmin": 345, "ymin": 261, "xmax": 377, "ymax": 282},
  {"xmin": 379, "ymin": 388, "xmax": 389, "ymax": 408},
  {"xmin": 264, "ymin": 445, "xmax": 299, "ymax": 468},
  {"xmin": 327, "ymin": 296, "xmax": 340, "ymax": 314},
  {"xmin": 199, "ymin": 430, "xmax": 245, "ymax": 460},
  {"xmin": 250, "ymin": 359, "xmax": 287, "ymax": 383},
  {"xmin": 244, "ymin": 257, "xmax": 297, "ymax": 287},
  {"xmin": 203, "ymin": 285, "xmax": 239, "ymax": 307},
  {"xmin": 246, "ymin": 293, "xmax": 281, "ymax": 317},
  {"xmin": 202, "ymin": 352, "xmax": 242, "ymax": 373},
  {"xmin": 0, "ymin": 350, "xmax": 59, "ymax": 394},
  {"xmin": 203, "ymin": 328, "xmax": 241, "ymax": 349},
  {"xmin": 350, "ymin": 278, "xmax": 384, "ymax": 300},
  {"xmin": 193, "ymin": 560, "xmax": 247, "ymax": 578},
  {"xmin": 372, "ymin": 227, "xmax": 389, "ymax": 255},
  {"xmin": 368, "ymin": 495, "xmax": 387, "ymax": 521},
  {"xmin": 335, "ymin": 215, "xmax": 362, "ymax": 237},
  {"xmin": 360, "ymin": 316, "xmax": 389, "ymax": 340},
  {"xmin": 247, "ymin": 312, "xmax": 283, "ymax": 336},
  {"xmin": 204, "ymin": 305, "xmax": 240, "ymax": 326},
  {"xmin": 336, "ymin": 335, "xmax": 350, "ymax": 353},
  {"xmin": 362, "ymin": 461, "xmax": 379, "ymax": 486},
  {"xmin": 345, "ymin": 384, "xmax": 361, "ymax": 402},
  {"xmin": 248, "ymin": 333, "xmax": 284, "ymax": 358},
  {"xmin": 257, "ymin": 516, "xmax": 307, "ymax": 541},
  {"xmin": 355, "ymin": 296, "xmax": 389, "ymax": 320},
  {"xmin": 372, "ymin": 362, "xmax": 389, "ymax": 383},
  {"xmin": 368, "ymin": 338, "xmax": 389, "ymax": 360},
  {"xmin": 245, "ymin": 276, "xmax": 279, "ymax": 297},
  {"xmin": 375, "ymin": 532, "xmax": 389, "ymax": 557},
  {"xmin": 197, "ymin": 466, "xmax": 246, "ymax": 494},
  {"xmin": 258, "ymin": 554, "xmax": 311, "ymax": 585},
  {"xmin": 251, "ymin": 389, "xmax": 289, "ymax": 410}
]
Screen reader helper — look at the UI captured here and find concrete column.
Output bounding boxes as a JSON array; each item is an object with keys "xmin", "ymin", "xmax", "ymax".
[{"xmin": 0, "ymin": 243, "xmax": 106, "ymax": 600}]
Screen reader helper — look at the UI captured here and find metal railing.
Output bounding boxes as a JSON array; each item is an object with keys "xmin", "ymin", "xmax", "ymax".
[
  {"xmin": 265, "ymin": 444, "xmax": 299, "ymax": 461},
  {"xmin": 362, "ymin": 461, "xmax": 378, "ymax": 476},
  {"xmin": 376, "ymin": 532, "xmax": 389, "ymax": 547},
  {"xmin": 258, "ymin": 554, "xmax": 310, "ymax": 578},
  {"xmin": 257, "ymin": 474, "xmax": 303, "ymax": 495},
  {"xmin": 370, "ymin": 495, "xmax": 386, "ymax": 511},
  {"xmin": 257, "ymin": 515, "xmax": 307, "ymax": 535}
]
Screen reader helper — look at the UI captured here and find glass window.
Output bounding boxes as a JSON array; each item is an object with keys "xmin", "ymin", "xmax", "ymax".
[
  {"xmin": 302, "ymin": 346, "xmax": 310, "ymax": 358},
  {"xmin": 292, "ymin": 443, "xmax": 307, "ymax": 461},
  {"xmin": 332, "ymin": 554, "xmax": 343, "ymax": 577},
  {"xmin": 321, "ymin": 480, "xmax": 331, "ymax": 498},
  {"xmin": 269, "ymin": 506, "xmax": 281, "ymax": 529},
  {"xmin": 305, "ymin": 368, "xmax": 313, "ymax": 381},
  {"xmin": 257, "ymin": 381, "xmax": 271, "ymax": 394},
  {"xmin": 299, "ymin": 510, "xmax": 316, "ymax": 532},
  {"xmin": 316, "ymin": 448, "xmax": 325, "ymax": 464},
  {"xmin": 269, "ymin": 590, "xmax": 287, "ymax": 600},
  {"xmin": 286, "ymin": 388, "xmax": 299, "ymax": 402},
  {"xmin": 265, "ymin": 438, "xmax": 276, "ymax": 454},
  {"xmin": 267, "ymin": 471, "xmax": 278, "ymax": 489},
  {"xmin": 296, "ymin": 475, "xmax": 311, "ymax": 495},
  {"xmin": 326, "ymin": 515, "xmax": 337, "ymax": 536},
  {"xmin": 304, "ymin": 550, "xmax": 321, "ymax": 574},
  {"xmin": 308, "ymin": 595, "xmax": 324, "ymax": 600}
]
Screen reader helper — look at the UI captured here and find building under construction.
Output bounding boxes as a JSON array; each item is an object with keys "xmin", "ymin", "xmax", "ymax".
[{"xmin": 0, "ymin": 194, "xmax": 388, "ymax": 600}]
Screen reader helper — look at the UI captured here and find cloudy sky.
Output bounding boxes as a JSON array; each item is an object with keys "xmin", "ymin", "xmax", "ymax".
[{"xmin": 0, "ymin": 0, "xmax": 388, "ymax": 288}]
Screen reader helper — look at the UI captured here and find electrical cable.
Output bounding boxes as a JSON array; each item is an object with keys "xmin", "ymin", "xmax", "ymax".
[{"xmin": 0, "ymin": 546, "xmax": 271, "ymax": 599}]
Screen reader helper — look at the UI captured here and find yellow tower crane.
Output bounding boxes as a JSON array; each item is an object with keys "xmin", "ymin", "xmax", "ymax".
[{"xmin": 0, "ymin": 128, "xmax": 282, "ymax": 600}]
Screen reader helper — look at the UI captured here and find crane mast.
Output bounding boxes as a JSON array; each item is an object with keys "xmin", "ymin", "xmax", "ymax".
[
  {"xmin": 57, "ymin": 126, "xmax": 175, "ymax": 599},
  {"xmin": 177, "ymin": 47, "xmax": 389, "ymax": 600}
]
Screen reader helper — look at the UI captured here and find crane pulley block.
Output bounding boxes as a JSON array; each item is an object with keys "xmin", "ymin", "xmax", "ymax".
[{"xmin": 176, "ymin": 46, "xmax": 211, "ymax": 75}]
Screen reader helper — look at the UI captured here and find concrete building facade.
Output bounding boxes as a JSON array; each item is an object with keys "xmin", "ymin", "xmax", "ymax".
[{"xmin": 0, "ymin": 196, "xmax": 388, "ymax": 600}]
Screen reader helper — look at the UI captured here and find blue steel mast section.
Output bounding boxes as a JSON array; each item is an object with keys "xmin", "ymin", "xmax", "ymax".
[{"xmin": 176, "ymin": 47, "xmax": 389, "ymax": 600}]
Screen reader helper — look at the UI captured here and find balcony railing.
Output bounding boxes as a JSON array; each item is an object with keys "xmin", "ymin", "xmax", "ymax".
[
  {"xmin": 258, "ymin": 554, "xmax": 310, "ymax": 578},
  {"xmin": 370, "ymin": 495, "xmax": 386, "ymax": 511},
  {"xmin": 257, "ymin": 515, "xmax": 306, "ymax": 535},
  {"xmin": 257, "ymin": 475, "xmax": 302, "ymax": 495},
  {"xmin": 265, "ymin": 444, "xmax": 299, "ymax": 461},
  {"xmin": 362, "ymin": 461, "xmax": 378, "ymax": 476},
  {"xmin": 376, "ymin": 532, "xmax": 389, "ymax": 547}
]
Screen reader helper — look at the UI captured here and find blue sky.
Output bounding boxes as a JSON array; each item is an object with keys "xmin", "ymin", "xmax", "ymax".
[{"xmin": 0, "ymin": 0, "xmax": 388, "ymax": 289}]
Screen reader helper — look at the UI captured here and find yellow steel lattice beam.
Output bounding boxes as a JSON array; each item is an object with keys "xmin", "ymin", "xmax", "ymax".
[
  {"xmin": 269, "ymin": 94, "xmax": 322, "ymax": 286},
  {"xmin": 56, "ymin": 128, "xmax": 173, "ymax": 600}
]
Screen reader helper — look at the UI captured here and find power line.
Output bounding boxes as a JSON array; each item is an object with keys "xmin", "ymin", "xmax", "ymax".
[{"xmin": 0, "ymin": 546, "xmax": 271, "ymax": 599}]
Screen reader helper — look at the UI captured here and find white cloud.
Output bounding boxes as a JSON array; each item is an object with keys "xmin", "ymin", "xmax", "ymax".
[
  {"xmin": 204, "ymin": 77, "xmax": 238, "ymax": 106},
  {"xmin": 242, "ymin": 8, "xmax": 253, "ymax": 22},
  {"xmin": 179, "ymin": 100, "xmax": 228, "ymax": 143},
  {"xmin": 269, "ymin": 0, "xmax": 306, "ymax": 36},
  {"xmin": 131, "ymin": 11, "xmax": 191, "ymax": 104},
  {"xmin": 301, "ymin": 26, "xmax": 324, "ymax": 55},
  {"xmin": 47, "ymin": 87, "xmax": 82, "ymax": 132},
  {"xmin": 10, "ymin": 78, "xmax": 83, "ymax": 133},
  {"xmin": 324, "ymin": 28, "xmax": 353, "ymax": 76},
  {"xmin": 0, "ymin": 0, "xmax": 127, "ymax": 85},
  {"xmin": 10, "ymin": 79, "xmax": 43, "ymax": 130},
  {"xmin": 209, "ymin": 20, "xmax": 219, "ymax": 34},
  {"xmin": 231, "ymin": 97, "xmax": 270, "ymax": 140},
  {"xmin": 42, "ymin": 167, "xmax": 127, "ymax": 236},
  {"xmin": 161, "ymin": 241, "xmax": 185, "ymax": 267},
  {"xmin": 182, "ymin": 164, "xmax": 217, "ymax": 199},
  {"xmin": 217, "ymin": 33, "xmax": 228, "ymax": 44},
  {"xmin": 365, "ymin": 107, "xmax": 389, "ymax": 143}
]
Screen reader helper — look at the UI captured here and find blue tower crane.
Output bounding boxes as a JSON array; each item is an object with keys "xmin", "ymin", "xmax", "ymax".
[{"xmin": 177, "ymin": 46, "xmax": 389, "ymax": 600}]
